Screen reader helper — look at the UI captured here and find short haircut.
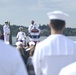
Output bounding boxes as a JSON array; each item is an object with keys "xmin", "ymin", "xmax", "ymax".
[
  {"xmin": 31, "ymin": 20, "xmax": 34, "ymax": 24},
  {"xmin": 51, "ymin": 19, "xmax": 65, "ymax": 31},
  {"xmin": 19, "ymin": 27, "xmax": 23, "ymax": 31}
]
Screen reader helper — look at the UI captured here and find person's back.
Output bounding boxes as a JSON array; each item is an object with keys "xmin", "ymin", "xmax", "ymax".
[
  {"xmin": 32, "ymin": 35, "xmax": 76, "ymax": 75},
  {"xmin": 32, "ymin": 11, "xmax": 76, "ymax": 75},
  {"xmin": 0, "ymin": 40, "xmax": 28, "ymax": 75},
  {"xmin": 38, "ymin": 34, "xmax": 76, "ymax": 55}
]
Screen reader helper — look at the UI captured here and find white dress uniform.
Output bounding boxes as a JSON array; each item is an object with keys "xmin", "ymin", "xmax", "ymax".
[
  {"xmin": 32, "ymin": 34, "xmax": 76, "ymax": 75},
  {"xmin": 16, "ymin": 31, "xmax": 26, "ymax": 45},
  {"xmin": 59, "ymin": 62, "xmax": 76, "ymax": 75},
  {"xmin": 0, "ymin": 40, "xmax": 28, "ymax": 75},
  {"xmin": 28, "ymin": 24, "xmax": 41, "ymax": 42},
  {"xmin": 3, "ymin": 24, "xmax": 10, "ymax": 43},
  {"xmin": 32, "ymin": 11, "xmax": 76, "ymax": 75}
]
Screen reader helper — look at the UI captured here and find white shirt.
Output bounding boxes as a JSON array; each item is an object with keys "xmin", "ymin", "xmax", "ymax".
[
  {"xmin": 28, "ymin": 24, "xmax": 40, "ymax": 34},
  {"xmin": 16, "ymin": 31, "xmax": 26, "ymax": 41},
  {"xmin": 32, "ymin": 34, "xmax": 76, "ymax": 75},
  {"xmin": 3, "ymin": 24, "xmax": 10, "ymax": 35},
  {"xmin": 28, "ymin": 24, "xmax": 41, "ymax": 41},
  {"xmin": 28, "ymin": 24, "xmax": 39, "ymax": 32},
  {"xmin": 59, "ymin": 62, "xmax": 76, "ymax": 75},
  {"xmin": 0, "ymin": 40, "xmax": 28, "ymax": 75}
]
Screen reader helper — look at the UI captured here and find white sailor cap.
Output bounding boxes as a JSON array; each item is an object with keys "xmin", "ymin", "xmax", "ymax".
[
  {"xmin": 29, "ymin": 41, "xmax": 35, "ymax": 46},
  {"xmin": 47, "ymin": 11, "xmax": 69, "ymax": 21}
]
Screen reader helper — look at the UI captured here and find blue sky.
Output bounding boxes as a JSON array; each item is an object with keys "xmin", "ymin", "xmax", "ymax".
[{"xmin": 0, "ymin": 0, "xmax": 76, "ymax": 28}]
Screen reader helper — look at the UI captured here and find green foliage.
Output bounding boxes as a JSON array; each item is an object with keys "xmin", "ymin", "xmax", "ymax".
[
  {"xmin": 63, "ymin": 28, "xmax": 76, "ymax": 36},
  {"xmin": 0, "ymin": 24, "xmax": 76, "ymax": 36},
  {"xmin": 0, "ymin": 24, "xmax": 4, "ymax": 33}
]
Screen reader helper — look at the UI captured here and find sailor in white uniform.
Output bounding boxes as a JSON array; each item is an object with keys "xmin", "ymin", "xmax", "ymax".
[
  {"xmin": 28, "ymin": 20, "xmax": 41, "ymax": 43},
  {"xmin": 32, "ymin": 11, "xmax": 76, "ymax": 75},
  {"xmin": 3, "ymin": 21, "xmax": 10, "ymax": 43},
  {"xmin": 0, "ymin": 40, "xmax": 28, "ymax": 75},
  {"xmin": 16, "ymin": 27, "xmax": 26, "ymax": 46}
]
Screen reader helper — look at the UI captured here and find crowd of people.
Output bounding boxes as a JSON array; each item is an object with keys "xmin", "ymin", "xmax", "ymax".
[
  {"xmin": 0, "ymin": 10, "xmax": 76, "ymax": 75},
  {"xmin": 0, "ymin": 20, "xmax": 41, "ymax": 75}
]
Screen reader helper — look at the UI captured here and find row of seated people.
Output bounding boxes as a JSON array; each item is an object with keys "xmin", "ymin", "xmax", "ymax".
[{"xmin": 16, "ymin": 41, "xmax": 39, "ymax": 75}]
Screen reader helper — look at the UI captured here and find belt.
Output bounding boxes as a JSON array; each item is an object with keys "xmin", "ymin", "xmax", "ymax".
[{"xmin": 29, "ymin": 35, "xmax": 40, "ymax": 38}]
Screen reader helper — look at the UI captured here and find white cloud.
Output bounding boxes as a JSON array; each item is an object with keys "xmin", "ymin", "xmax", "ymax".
[
  {"xmin": 38, "ymin": 0, "xmax": 76, "ymax": 12},
  {"xmin": 0, "ymin": 0, "xmax": 76, "ymax": 27},
  {"xmin": 26, "ymin": 0, "xmax": 76, "ymax": 13}
]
